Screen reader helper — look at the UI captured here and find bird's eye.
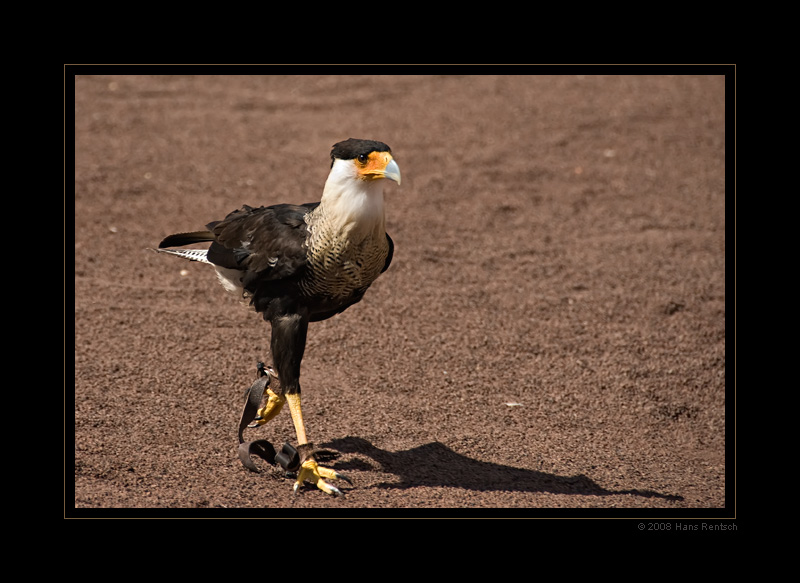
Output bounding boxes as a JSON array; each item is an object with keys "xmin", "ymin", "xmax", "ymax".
[{"xmin": 357, "ymin": 153, "xmax": 369, "ymax": 165}]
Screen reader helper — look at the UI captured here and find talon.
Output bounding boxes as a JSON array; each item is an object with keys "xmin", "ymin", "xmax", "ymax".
[
  {"xmin": 293, "ymin": 458, "xmax": 348, "ymax": 496},
  {"xmin": 252, "ymin": 388, "xmax": 285, "ymax": 426}
]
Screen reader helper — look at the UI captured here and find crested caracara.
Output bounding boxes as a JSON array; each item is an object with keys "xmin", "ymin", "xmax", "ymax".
[{"xmin": 156, "ymin": 138, "xmax": 400, "ymax": 495}]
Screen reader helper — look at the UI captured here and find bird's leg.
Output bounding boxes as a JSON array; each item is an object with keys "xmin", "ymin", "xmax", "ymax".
[
  {"xmin": 238, "ymin": 363, "xmax": 284, "ymax": 472},
  {"xmin": 271, "ymin": 312, "xmax": 349, "ymax": 495},
  {"xmin": 251, "ymin": 389, "xmax": 285, "ymax": 426},
  {"xmin": 286, "ymin": 392, "xmax": 350, "ymax": 496},
  {"xmin": 249, "ymin": 364, "xmax": 284, "ymax": 427}
]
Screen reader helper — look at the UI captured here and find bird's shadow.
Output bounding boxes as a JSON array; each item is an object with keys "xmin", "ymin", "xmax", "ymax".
[{"xmin": 320, "ymin": 437, "xmax": 683, "ymax": 501}]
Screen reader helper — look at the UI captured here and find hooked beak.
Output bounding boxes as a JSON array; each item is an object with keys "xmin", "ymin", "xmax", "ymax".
[
  {"xmin": 383, "ymin": 158, "xmax": 401, "ymax": 185},
  {"xmin": 361, "ymin": 152, "xmax": 401, "ymax": 185}
]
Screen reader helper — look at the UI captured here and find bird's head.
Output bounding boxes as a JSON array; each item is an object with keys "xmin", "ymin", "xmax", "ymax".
[
  {"xmin": 329, "ymin": 138, "xmax": 401, "ymax": 186},
  {"xmin": 320, "ymin": 139, "xmax": 400, "ymax": 235}
]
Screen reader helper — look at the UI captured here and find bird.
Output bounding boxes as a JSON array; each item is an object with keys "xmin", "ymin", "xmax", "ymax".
[{"xmin": 155, "ymin": 138, "xmax": 400, "ymax": 495}]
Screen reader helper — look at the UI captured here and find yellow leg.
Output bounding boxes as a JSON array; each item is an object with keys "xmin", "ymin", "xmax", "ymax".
[
  {"xmin": 252, "ymin": 388, "xmax": 285, "ymax": 426},
  {"xmin": 286, "ymin": 393, "xmax": 348, "ymax": 495},
  {"xmin": 286, "ymin": 393, "xmax": 308, "ymax": 444}
]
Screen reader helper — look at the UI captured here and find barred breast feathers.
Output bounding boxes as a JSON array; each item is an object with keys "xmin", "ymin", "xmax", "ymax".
[{"xmin": 301, "ymin": 176, "xmax": 389, "ymax": 300}]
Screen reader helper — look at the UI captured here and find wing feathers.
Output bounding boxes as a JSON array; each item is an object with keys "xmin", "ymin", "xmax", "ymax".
[
  {"xmin": 209, "ymin": 204, "xmax": 315, "ymax": 278},
  {"xmin": 158, "ymin": 205, "xmax": 316, "ymax": 281}
]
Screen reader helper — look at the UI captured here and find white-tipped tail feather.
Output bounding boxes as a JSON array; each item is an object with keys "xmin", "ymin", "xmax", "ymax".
[{"xmin": 153, "ymin": 247, "xmax": 212, "ymax": 264}]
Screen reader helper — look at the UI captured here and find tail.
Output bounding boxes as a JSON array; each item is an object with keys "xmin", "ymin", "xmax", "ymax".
[
  {"xmin": 158, "ymin": 230, "xmax": 214, "ymax": 248},
  {"xmin": 151, "ymin": 230, "xmax": 215, "ymax": 264}
]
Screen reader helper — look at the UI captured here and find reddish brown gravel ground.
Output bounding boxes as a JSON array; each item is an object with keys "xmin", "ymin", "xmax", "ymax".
[{"xmin": 71, "ymin": 72, "xmax": 733, "ymax": 519}]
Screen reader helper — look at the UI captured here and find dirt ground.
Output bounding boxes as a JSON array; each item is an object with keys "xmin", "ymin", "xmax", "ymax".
[{"xmin": 71, "ymin": 72, "xmax": 732, "ymax": 518}]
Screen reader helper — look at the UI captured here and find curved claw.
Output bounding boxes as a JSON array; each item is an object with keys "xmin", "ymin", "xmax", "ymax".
[
  {"xmin": 294, "ymin": 480, "xmax": 343, "ymax": 497},
  {"xmin": 293, "ymin": 459, "xmax": 350, "ymax": 496},
  {"xmin": 334, "ymin": 471, "xmax": 353, "ymax": 485}
]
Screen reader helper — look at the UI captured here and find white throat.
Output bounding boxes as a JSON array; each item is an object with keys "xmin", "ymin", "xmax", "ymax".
[{"xmin": 317, "ymin": 158, "xmax": 386, "ymax": 240}]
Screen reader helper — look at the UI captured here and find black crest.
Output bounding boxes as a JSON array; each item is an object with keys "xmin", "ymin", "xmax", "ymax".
[{"xmin": 330, "ymin": 138, "xmax": 391, "ymax": 165}]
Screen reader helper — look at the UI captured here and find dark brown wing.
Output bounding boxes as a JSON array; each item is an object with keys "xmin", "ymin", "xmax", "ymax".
[
  {"xmin": 382, "ymin": 233, "xmax": 394, "ymax": 274},
  {"xmin": 206, "ymin": 203, "xmax": 318, "ymax": 283}
]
